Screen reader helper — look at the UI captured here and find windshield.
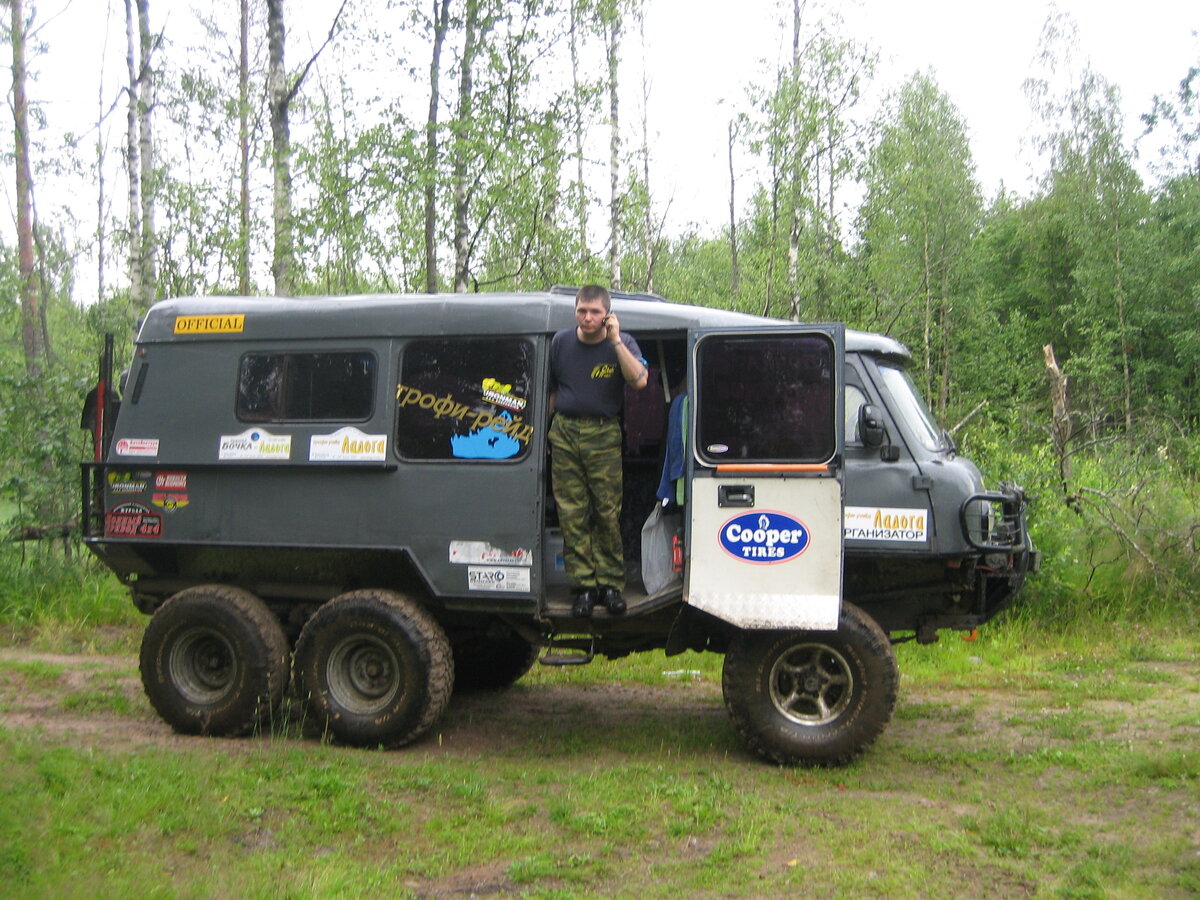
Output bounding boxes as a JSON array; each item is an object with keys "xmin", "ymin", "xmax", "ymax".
[{"xmin": 876, "ymin": 365, "xmax": 946, "ymax": 451}]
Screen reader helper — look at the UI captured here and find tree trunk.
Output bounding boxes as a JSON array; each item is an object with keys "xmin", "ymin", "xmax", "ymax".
[
  {"xmin": 1044, "ymin": 343, "xmax": 1073, "ymax": 503},
  {"xmin": 267, "ymin": 0, "xmax": 293, "ymax": 295},
  {"xmin": 96, "ymin": 62, "xmax": 107, "ymax": 305},
  {"xmin": 238, "ymin": 0, "xmax": 251, "ymax": 294},
  {"xmin": 728, "ymin": 119, "xmax": 740, "ymax": 295},
  {"xmin": 136, "ymin": 0, "xmax": 156, "ymax": 306},
  {"xmin": 606, "ymin": 9, "xmax": 621, "ymax": 290},
  {"xmin": 124, "ymin": 0, "xmax": 142, "ymax": 307},
  {"xmin": 424, "ymin": 0, "xmax": 450, "ymax": 293},
  {"xmin": 569, "ymin": 0, "xmax": 588, "ymax": 265},
  {"xmin": 638, "ymin": 8, "xmax": 654, "ymax": 293},
  {"xmin": 786, "ymin": 0, "xmax": 802, "ymax": 320},
  {"xmin": 452, "ymin": 0, "xmax": 480, "ymax": 294},
  {"xmin": 11, "ymin": 0, "xmax": 41, "ymax": 375}
]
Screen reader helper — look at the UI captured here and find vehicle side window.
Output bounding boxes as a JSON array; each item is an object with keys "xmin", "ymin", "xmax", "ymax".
[
  {"xmin": 237, "ymin": 352, "xmax": 375, "ymax": 422},
  {"xmin": 845, "ymin": 384, "xmax": 868, "ymax": 445},
  {"xmin": 695, "ymin": 333, "xmax": 836, "ymax": 463},
  {"xmin": 395, "ymin": 338, "xmax": 535, "ymax": 461}
]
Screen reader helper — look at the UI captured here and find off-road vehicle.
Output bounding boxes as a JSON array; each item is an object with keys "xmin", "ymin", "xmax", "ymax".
[{"xmin": 82, "ymin": 288, "xmax": 1035, "ymax": 765}]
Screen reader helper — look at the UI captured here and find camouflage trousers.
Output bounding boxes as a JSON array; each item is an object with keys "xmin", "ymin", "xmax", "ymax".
[{"xmin": 548, "ymin": 414, "xmax": 625, "ymax": 591}]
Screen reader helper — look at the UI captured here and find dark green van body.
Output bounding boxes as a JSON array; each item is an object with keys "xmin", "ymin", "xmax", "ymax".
[{"xmin": 84, "ymin": 290, "xmax": 1032, "ymax": 647}]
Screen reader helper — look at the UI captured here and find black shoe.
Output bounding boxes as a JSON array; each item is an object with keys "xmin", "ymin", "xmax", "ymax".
[
  {"xmin": 599, "ymin": 585, "xmax": 626, "ymax": 616},
  {"xmin": 571, "ymin": 588, "xmax": 596, "ymax": 618}
]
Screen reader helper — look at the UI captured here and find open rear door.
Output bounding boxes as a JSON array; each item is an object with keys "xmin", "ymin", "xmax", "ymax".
[{"xmin": 686, "ymin": 326, "xmax": 844, "ymax": 630}]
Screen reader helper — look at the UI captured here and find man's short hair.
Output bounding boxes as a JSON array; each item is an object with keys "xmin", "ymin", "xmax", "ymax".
[{"xmin": 576, "ymin": 284, "xmax": 611, "ymax": 312}]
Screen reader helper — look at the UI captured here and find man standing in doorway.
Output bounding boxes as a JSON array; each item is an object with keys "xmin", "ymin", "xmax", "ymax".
[{"xmin": 549, "ymin": 285, "xmax": 649, "ymax": 618}]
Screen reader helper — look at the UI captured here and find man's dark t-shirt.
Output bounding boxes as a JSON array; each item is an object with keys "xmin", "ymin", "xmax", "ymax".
[{"xmin": 550, "ymin": 328, "xmax": 645, "ymax": 419}]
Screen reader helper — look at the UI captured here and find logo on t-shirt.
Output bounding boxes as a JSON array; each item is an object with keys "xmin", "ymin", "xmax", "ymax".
[{"xmin": 590, "ymin": 363, "xmax": 616, "ymax": 379}]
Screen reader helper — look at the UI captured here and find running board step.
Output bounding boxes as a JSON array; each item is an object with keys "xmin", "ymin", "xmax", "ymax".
[{"xmin": 539, "ymin": 633, "xmax": 595, "ymax": 666}]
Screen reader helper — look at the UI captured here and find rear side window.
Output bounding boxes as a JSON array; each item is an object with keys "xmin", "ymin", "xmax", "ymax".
[
  {"xmin": 695, "ymin": 333, "xmax": 836, "ymax": 463},
  {"xmin": 395, "ymin": 338, "xmax": 535, "ymax": 461},
  {"xmin": 237, "ymin": 352, "xmax": 376, "ymax": 422}
]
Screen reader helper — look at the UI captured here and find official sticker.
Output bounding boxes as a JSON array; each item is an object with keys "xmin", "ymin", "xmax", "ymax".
[
  {"xmin": 174, "ymin": 314, "xmax": 245, "ymax": 334},
  {"xmin": 718, "ymin": 511, "xmax": 810, "ymax": 564},
  {"xmin": 218, "ymin": 428, "xmax": 291, "ymax": 461},
  {"xmin": 105, "ymin": 502, "xmax": 162, "ymax": 538},
  {"xmin": 115, "ymin": 438, "xmax": 160, "ymax": 457},
  {"xmin": 309, "ymin": 427, "xmax": 387, "ymax": 462},
  {"xmin": 467, "ymin": 566, "xmax": 531, "ymax": 592}
]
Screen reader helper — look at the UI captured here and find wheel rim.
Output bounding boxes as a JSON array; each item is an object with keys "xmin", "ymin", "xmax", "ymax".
[
  {"xmin": 169, "ymin": 627, "xmax": 238, "ymax": 705},
  {"xmin": 768, "ymin": 642, "xmax": 853, "ymax": 726},
  {"xmin": 325, "ymin": 634, "xmax": 402, "ymax": 715}
]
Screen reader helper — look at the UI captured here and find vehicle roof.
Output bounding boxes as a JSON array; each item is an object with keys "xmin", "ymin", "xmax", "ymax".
[{"xmin": 137, "ymin": 291, "xmax": 911, "ymax": 363}]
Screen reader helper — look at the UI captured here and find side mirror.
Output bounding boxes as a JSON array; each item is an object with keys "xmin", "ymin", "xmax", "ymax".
[{"xmin": 858, "ymin": 404, "xmax": 886, "ymax": 448}]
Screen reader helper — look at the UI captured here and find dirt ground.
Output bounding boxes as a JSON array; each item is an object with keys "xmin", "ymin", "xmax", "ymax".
[{"xmin": 1, "ymin": 644, "xmax": 1197, "ymax": 761}]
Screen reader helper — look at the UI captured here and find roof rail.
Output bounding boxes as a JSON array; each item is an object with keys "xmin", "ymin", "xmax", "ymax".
[{"xmin": 549, "ymin": 284, "xmax": 668, "ymax": 303}]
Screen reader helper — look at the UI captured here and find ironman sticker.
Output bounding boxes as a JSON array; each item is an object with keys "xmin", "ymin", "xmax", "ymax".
[{"xmin": 718, "ymin": 510, "xmax": 810, "ymax": 564}]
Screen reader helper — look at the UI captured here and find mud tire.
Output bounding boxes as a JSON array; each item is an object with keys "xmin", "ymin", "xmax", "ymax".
[
  {"xmin": 722, "ymin": 602, "xmax": 898, "ymax": 766},
  {"xmin": 294, "ymin": 589, "xmax": 453, "ymax": 748},
  {"xmin": 451, "ymin": 625, "xmax": 540, "ymax": 692},
  {"xmin": 139, "ymin": 585, "xmax": 290, "ymax": 737}
]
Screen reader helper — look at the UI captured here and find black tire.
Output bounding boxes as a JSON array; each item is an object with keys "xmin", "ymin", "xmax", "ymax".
[
  {"xmin": 451, "ymin": 625, "xmax": 539, "ymax": 692},
  {"xmin": 293, "ymin": 589, "xmax": 453, "ymax": 748},
  {"xmin": 721, "ymin": 602, "xmax": 898, "ymax": 766},
  {"xmin": 139, "ymin": 585, "xmax": 290, "ymax": 737}
]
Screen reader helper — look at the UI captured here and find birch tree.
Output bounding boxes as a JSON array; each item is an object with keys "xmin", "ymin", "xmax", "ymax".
[
  {"xmin": 266, "ymin": 0, "xmax": 348, "ymax": 295},
  {"xmin": 9, "ymin": 0, "xmax": 42, "ymax": 374}
]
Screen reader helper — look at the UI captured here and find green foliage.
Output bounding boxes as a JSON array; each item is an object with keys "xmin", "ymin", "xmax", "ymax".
[{"xmin": 0, "ymin": 548, "xmax": 135, "ymax": 635}]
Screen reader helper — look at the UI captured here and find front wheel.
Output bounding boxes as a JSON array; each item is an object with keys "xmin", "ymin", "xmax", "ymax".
[
  {"xmin": 721, "ymin": 602, "xmax": 898, "ymax": 766},
  {"xmin": 294, "ymin": 589, "xmax": 453, "ymax": 748}
]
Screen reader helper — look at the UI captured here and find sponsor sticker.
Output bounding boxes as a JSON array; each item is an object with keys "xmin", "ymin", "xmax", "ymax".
[
  {"xmin": 467, "ymin": 566, "xmax": 531, "ymax": 592},
  {"xmin": 718, "ymin": 511, "xmax": 810, "ymax": 564},
  {"xmin": 448, "ymin": 541, "xmax": 532, "ymax": 566},
  {"xmin": 151, "ymin": 493, "xmax": 189, "ymax": 512},
  {"xmin": 309, "ymin": 427, "xmax": 387, "ymax": 462},
  {"xmin": 218, "ymin": 428, "xmax": 291, "ymax": 461},
  {"xmin": 844, "ymin": 506, "xmax": 928, "ymax": 543},
  {"xmin": 107, "ymin": 471, "xmax": 149, "ymax": 493},
  {"xmin": 481, "ymin": 377, "xmax": 527, "ymax": 411},
  {"xmin": 105, "ymin": 502, "xmax": 162, "ymax": 538},
  {"xmin": 173, "ymin": 314, "xmax": 245, "ymax": 334},
  {"xmin": 115, "ymin": 438, "xmax": 160, "ymax": 457},
  {"xmin": 154, "ymin": 472, "xmax": 188, "ymax": 490}
]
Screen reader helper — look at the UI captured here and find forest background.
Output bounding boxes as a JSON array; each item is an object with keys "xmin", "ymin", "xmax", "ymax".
[{"xmin": 2, "ymin": 0, "xmax": 1199, "ymax": 628}]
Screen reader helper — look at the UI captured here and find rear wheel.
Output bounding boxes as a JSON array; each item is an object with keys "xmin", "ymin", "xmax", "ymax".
[
  {"xmin": 451, "ymin": 624, "xmax": 539, "ymax": 692},
  {"xmin": 294, "ymin": 589, "xmax": 453, "ymax": 747},
  {"xmin": 722, "ymin": 602, "xmax": 898, "ymax": 766},
  {"xmin": 140, "ymin": 585, "xmax": 290, "ymax": 737}
]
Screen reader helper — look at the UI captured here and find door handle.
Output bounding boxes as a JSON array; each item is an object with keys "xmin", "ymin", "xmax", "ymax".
[{"xmin": 718, "ymin": 484, "xmax": 755, "ymax": 508}]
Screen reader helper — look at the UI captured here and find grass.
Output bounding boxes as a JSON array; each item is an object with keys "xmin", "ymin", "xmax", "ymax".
[
  {"xmin": 0, "ymin": 618, "xmax": 1197, "ymax": 899},
  {"xmin": 0, "ymin": 554, "xmax": 1197, "ymax": 897}
]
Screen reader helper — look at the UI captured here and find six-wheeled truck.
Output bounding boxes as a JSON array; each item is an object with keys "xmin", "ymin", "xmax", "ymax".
[{"xmin": 81, "ymin": 288, "xmax": 1036, "ymax": 765}]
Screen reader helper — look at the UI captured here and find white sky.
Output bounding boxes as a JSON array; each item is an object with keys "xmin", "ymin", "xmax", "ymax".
[
  {"xmin": 18, "ymin": 0, "xmax": 1200, "ymax": 296},
  {"xmin": 642, "ymin": 0, "xmax": 1199, "ymax": 229}
]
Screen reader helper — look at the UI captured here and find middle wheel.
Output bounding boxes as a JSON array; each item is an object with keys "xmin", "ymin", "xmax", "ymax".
[{"xmin": 294, "ymin": 589, "xmax": 454, "ymax": 748}]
